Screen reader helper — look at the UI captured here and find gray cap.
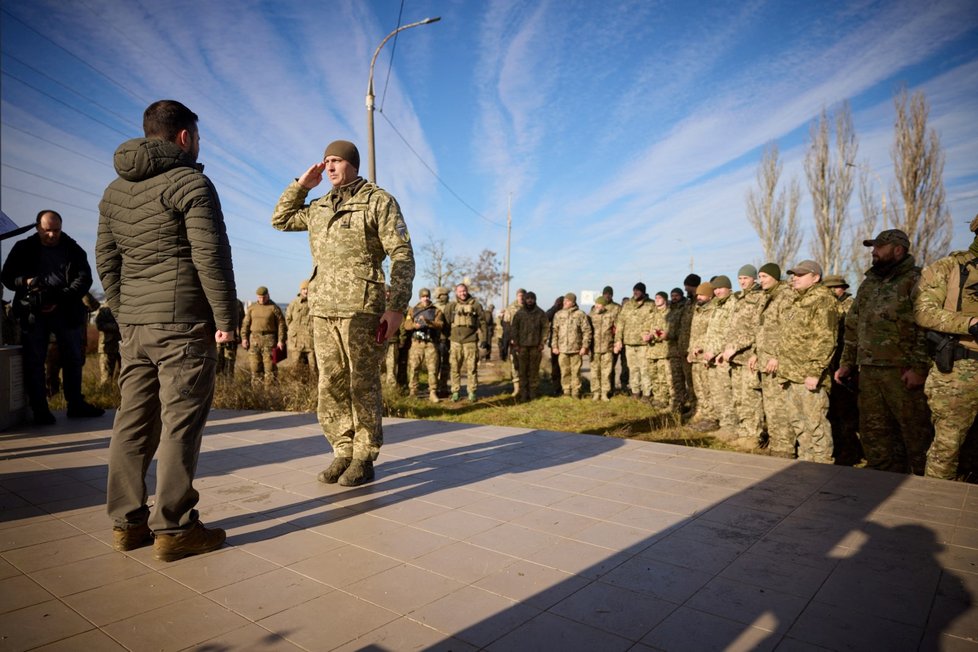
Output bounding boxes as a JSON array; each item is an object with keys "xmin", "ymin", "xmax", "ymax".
[{"xmin": 787, "ymin": 260, "xmax": 823, "ymax": 277}]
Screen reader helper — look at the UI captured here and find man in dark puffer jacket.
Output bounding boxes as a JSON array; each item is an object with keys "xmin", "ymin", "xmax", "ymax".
[{"xmin": 96, "ymin": 100, "xmax": 237, "ymax": 562}]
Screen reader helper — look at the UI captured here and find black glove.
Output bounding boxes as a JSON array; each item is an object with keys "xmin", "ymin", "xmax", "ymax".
[{"xmin": 969, "ymin": 320, "xmax": 978, "ymax": 339}]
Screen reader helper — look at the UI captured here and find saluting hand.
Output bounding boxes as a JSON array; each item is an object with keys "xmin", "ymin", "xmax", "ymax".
[{"xmin": 298, "ymin": 162, "xmax": 327, "ymax": 189}]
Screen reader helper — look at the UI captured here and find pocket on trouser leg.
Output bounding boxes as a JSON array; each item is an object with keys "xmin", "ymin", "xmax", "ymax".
[{"xmin": 178, "ymin": 341, "xmax": 216, "ymax": 399}]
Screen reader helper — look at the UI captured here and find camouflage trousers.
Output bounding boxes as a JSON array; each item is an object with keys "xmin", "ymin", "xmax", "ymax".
[
  {"xmin": 708, "ymin": 363, "xmax": 738, "ymax": 431},
  {"xmin": 681, "ymin": 358, "xmax": 694, "ymax": 408},
  {"xmin": 590, "ymin": 351, "xmax": 613, "ymax": 399},
  {"xmin": 407, "ymin": 340, "xmax": 439, "ymax": 395},
  {"xmin": 924, "ymin": 358, "xmax": 978, "ymax": 480},
  {"xmin": 625, "ymin": 344, "xmax": 650, "ymax": 397},
  {"xmin": 292, "ymin": 345, "xmax": 318, "ymax": 381},
  {"xmin": 248, "ymin": 333, "xmax": 277, "ymax": 384},
  {"xmin": 646, "ymin": 355, "xmax": 673, "ymax": 406},
  {"xmin": 669, "ymin": 357, "xmax": 688, "ymax": 409},
  {"xmin": 450, "ymin": 341, "xmax": 479, "ymax": 394},
  {"xmin": 730, "ymin": 363, "xmax": 763, "ymax": 441},
  {"xmin": 783, "ymin": 381, "xmax": 833, "ymax": 463},
  {"xmin": 383, "ymin": 340, "xmax": 398, "ymax": 386},
  {"xmin": 516, "ymin": 346, "xmax": 543, "ymax": 400},
  {"xmin": 558, "ymin": 352, "xmax": 583, "ymax": 398},
  {"xmin": 99, "ymin": 351, "xmax": 121, "ymax": 386},
  {"xmin": 216, "ymin": 342, "xmax": 237, "ymax": 377},
  {"xmin": 437, "ymin": 341, "xmax": 450, "ymax": 394},
  {"xmin": 313, "ymin": 315, "xmax": 385, "ymax": 461},
  {"xmin": 691, "ymin": 360, "xmax": 716, "ymax": 421},
  {"xmin": 858, "ymin": 365, "xmax": 933, "ymax": 475},
  {"xmin": 760, "ymin": 373, "xmax": 791, "ymax": 456}
]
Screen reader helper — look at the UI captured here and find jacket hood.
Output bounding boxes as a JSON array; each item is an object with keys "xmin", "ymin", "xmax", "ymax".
[{"xmin": 113, "ymin": 138, "xmax": 201, "ymax": 182}]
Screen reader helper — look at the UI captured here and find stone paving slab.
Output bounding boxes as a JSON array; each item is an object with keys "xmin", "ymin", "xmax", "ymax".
[{"xmin": 1, "ymin": 409, "xmax": 977, "ymax": 651}]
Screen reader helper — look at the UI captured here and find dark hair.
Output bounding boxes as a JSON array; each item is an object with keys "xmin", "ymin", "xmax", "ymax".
[
  {"xmin": 525, "ymin": 291, "xmax": 536, "ymax": 301},
  {"xmin": 143, "ymin": 100, "xmax": 198, "ymax": 141},
  {"xmin": 35, "ymin": 209, "xmax": 62, "ymax": 226}
]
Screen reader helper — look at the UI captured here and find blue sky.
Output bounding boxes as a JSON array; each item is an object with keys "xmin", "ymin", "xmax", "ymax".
[{"xmin": 2, "ymin": 0, "xmax": 977, "ymax": 309}]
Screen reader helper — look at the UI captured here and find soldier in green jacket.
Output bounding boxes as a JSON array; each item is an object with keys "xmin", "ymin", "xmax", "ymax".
[
  {"xmin": 551, "ymin": 292, "xmax": 593, "ymax": 399},
  {"xmin": 913, "ymin": 214, "xmax": 978, "ymax": 480},
  {"xmin": 718, "ymin": 266, "xmax": 766, "ymax": 448},
  {"xmin": 272, "ymin": 140, "xmax": 415, "ymax": 487},
  {"xmin": 589, "ymin": 296, "xmax": 617, "ymax": 401},
  {"xmin": 687, "ymin": 282, "xmax": 717, "ymax": 430},
  {"xmin": 403, "ymin": 288, "xmax": 445, "ymax": 402},
  {"xmin": 286, "ymin": 279, "xmax": 316, "ymax": 382},
  {"xmin": 643, "ymin": 292, "xmax": 674, "ymax": 409},
  {"xmin": 242, "ymin": 286, "xmax": 286, "ymax": 386},
  {"xmin": 836, "ymin": 230, "xmax": 932, "ymax": 474},
  {"xmin": 444, "ymin": 283, "xmax": 487, "ymax": 401},
  {"xmin": 511, "ymin": 291, "xmax": 550, "ymax": 401},
  {"xmin": 703, "ymin": 276, "xmax": 738, "ymax": 437},
  {"xmin": 777, "ymin": 260, "xmax": 839, "ymax": 463},
  {"xmin": 614, "ymin": 283, "xmax": 653, "ymax": 399}
]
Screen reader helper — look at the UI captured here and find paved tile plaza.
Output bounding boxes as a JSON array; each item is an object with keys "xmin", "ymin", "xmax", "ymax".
[{"xmin": 1, "ymin": 409, "xmax": 977, "ymax": 651}]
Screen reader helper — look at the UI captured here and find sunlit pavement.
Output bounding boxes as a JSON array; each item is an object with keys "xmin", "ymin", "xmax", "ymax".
[{"xmin": 1, "ymin": 409, "xmax": 976, "ymax": 651}]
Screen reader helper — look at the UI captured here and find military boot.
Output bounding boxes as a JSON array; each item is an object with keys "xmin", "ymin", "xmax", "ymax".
[
  {"xmin": 318, "ymin": 457, "xmax": 352, "ymax": 484},
  {"xmin": 153, "ymin": 521, "xmax": 226, "ymax": 562},
  {"xmin": 112, "ymin": 522, "xmax": 153, "ymax": 552},
  {"xmin": 429, "ymin": 391, "xmax": 439, "ymax": 403},
  {"xmin": 338, "ymin": 459, "xmax": 375, "ymax": 487}
]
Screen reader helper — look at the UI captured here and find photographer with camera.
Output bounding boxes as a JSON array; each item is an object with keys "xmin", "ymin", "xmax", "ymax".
[
  {"xmin": 2, "ymin": 210, "xmax": 104, "ymax": 424},
  {"xmin": 403, "ymin": 288, "xmax": 445, "ymax": 402}
]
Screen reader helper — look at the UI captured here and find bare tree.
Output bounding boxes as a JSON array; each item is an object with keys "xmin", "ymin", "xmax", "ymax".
[
  {"xmin": 459, "ymin": 249, "xmax": 510, "ymax": 307},
  {"xmin": 419, "ymin": 236, "xmax": 461, "ymax": 289},
  {"xmin": 847, "ymin": 164, "xmax": 883, "ymax": 277},
  {"xmin": 805, "ymin": 103, "xmax": 857, "ymax": 274},
  {"xmin": 889, "ymin": 88, "xmax": 952, "ymax": 265},
  {"xmin": 745, "ymin": 143, "xmax": 802, "ymax": 270}
]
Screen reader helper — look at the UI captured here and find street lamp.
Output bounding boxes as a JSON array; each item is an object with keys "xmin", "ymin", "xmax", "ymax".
[
  {"xmin": 846, "ymin": 162, "xmax": 887, "ymax": 218},
  {"xmin": 365, "ymin": 16, "xmax": 441, "ymax": 184}
]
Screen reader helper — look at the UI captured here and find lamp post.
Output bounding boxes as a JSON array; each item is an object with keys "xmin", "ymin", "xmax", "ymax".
[
  {"xmin": 846, "ymin": 162, "xmax": 887, "ymax": 219},
  {"xmin": 365, "ymin": 16, "xmax": 441, "ymax": 184}
]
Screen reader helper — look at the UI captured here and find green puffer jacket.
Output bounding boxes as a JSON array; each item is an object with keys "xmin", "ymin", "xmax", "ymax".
[{"xmin": 96, "ymin": 138, "xmax": 237, "ymax": 331}]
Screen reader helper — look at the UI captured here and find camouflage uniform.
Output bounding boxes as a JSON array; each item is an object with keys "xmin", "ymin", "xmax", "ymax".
[
  {"xmin": 644, "ymin": 304, "xmax": 674, "ymax": 408},
  {"xmin": 511, "ymin": 305, "xmax": 549, "ymax": 400},
  {"xmin": 678, "ymin": 298, "xmax": 695, "ymax": 409},
  {"xmin": 286, "ymin": 286, "xmax": 317, "ymax": 381},
  {"xmin": 828, "ymin": 287, "xmax": 861, "ymax": 465},
  {"xmin": 755, "ymin": 282, "xmax": 795, "ymax": 456},
  {"xmin": 688, "ymin": 299, "xmax": 716, "ymax": 421},
  {"xmin": 777, "ymin": 283, "xmax": 839, "ymax": 463},
  {"xmin": 403, "ymin": 294, "xmax": 445, "ymax": 400},
  {"xmin": 217, "ymin": 299, "xmax": 244, "ymax": 376},
  {"xmin": 503, "ymin": 299, "xmax": 524, "ymax": 395},
  {"xmin": 445, "ymin": 296, "xmax": 487, "ymax": 399},
  {"xmin": 552, "ymin": 302, "xmax": 593, "ymax": 398},
  {"xmin": 913, "ymin": 229, "xmax": 978, "ymax": 480},
  {"xmin": 433, "ymin": 288, "xmax": 452, "ymax": 395},
  {"xmin": 704, "ymin": 293, "xmax": 739, "ymax": 434},
  {"xmin": 666, "ymin": 300, "xmax": 689, "ymax": 408},
  {"xmin": 615, "ymin": 296, "xmax": 653, "ymax": 397},
  {"xmin": 841, "ymin": 256, "xmax": 932, "ymax": 474},
  {"xmin": 95, "ymin": 306, "xmax": 121, "ymax": 386},
  {"xmin": 272, "ymin": 176, "xmax": 414, "ymax": 462},
  {"xmin": 589, "ymin": 301, "xmax": 617, "ymax": 400},
  {"xmin": 723, "ymin": 285, "xmax": 765, "ymax": 444},
  {"xmin": 242, "ymin": 299, "xmax": 286, "ymax": 384}
]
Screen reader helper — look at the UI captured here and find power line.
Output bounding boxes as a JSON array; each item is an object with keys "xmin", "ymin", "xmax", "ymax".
[
  {"xmin": 1, "ymin": 184, "xmax": 97, "ymax": 214},
  {"xmin": 377, "ymin": 110, "xmax": 506, "ymax": 228},
  {"xmin": 380, "ymin": 0, "xmax": 406, "ymax": 112},
  {"xmin": 1, "ymin": 69, "xmax": 132, "ymax": 138},
  {"xmin": 1, "ymin": 122, "xmax": 112, "ymax": 168},
  {"xmin": 1, "ymin": 163, "xmax": 103, "ymax": 198}
]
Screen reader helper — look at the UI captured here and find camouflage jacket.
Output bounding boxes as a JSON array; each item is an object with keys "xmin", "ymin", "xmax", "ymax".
[
  {"xmin": 403, "ymin": 301, "xmax": 445, "ymax": 343},
  {"xmin": 755, "ymin": 282, "xmax": 794, "ymax": 368},
  {"xmin": 286, "ymin": 295, "xmax": 314, "ymax": 350},
  {"xmin": 445, "ymin": 296, "xmax": 487, "ymax": 344},
  {"xmin": 502, "ymin": 300, "xmax": 523, "ymax": 325},
  {"xmin": 723, "ymin": 285, "xmax": 765, "ymax": 364},
  {"xmin": 777, "ymin": 284, "xmax": 839, "ymax": 384},
  {"xmin": 704, "ymin": 293, "xmax": 738, "ymax": 357},
  {"xmin": 511, "ymin": 305, "xmax": 550, "ymax": 348},
  {"xmin": 643, "ymin": 305, "xmax": 672, "ymax": 359},
  {"xmin": 95, "ymin": 306, "xmax": 120, "ymax": 352},
  {"xmin": 615, "ymin": 297, "xmax": 653, "ymax": 346},
  {"xmin": 688, "ymin": 299, "xmax": 715, "ymax": 360},
  {"xmin": 914, "ymin": 246, "xmax": 978, "ymax": 353},
  {"xmin": 589, "ymin": 304, "xmax": 617, "ymax": 354},
  {"xmin": 665, "ymin": 303, "xmax": 687, "ymax": 358},
  {"xmin": 836, "ymin": 292, "xmax": 854, "ymax": 317},
  {"xmin": 841, "ymin": 255, "xmax": 928, "ymax": 370},
  {"xmin": 243, "ymin": 301, "xmax": 286, "ymax": 341},
  {"xmin": 271, "ymin": 179, "xmax": 415, "ymax": 317},
  {"xmin": 552, "ymin": 306, "xmax": 593, "ymax": 353}
]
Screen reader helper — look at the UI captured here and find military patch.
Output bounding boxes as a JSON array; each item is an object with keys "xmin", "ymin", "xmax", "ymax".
[{"xmin": 395, "ymin": 219, "xmax": 410, "ymax": 243}]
